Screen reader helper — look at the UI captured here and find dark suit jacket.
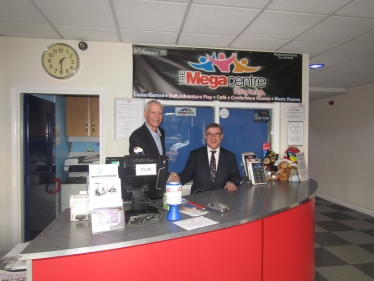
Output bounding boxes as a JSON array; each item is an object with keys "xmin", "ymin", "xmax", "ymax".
[
  {"xmin": 129, "ymin": 123, "xmax": 166, "ymax": 156},
  {"xmin": 178, "ymin": 146, "xmax": 241, "ymax": 194}
]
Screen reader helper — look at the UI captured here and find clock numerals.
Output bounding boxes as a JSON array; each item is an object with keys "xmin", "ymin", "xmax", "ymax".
[{"xmin": 42, "ymin": 43, "xmax": 79, "ymax": 79}]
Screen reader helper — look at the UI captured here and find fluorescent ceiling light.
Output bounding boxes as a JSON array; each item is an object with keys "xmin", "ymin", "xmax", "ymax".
[{"xmin": 309, "ymin": 64, "xmax": 324, "ymax": 69}]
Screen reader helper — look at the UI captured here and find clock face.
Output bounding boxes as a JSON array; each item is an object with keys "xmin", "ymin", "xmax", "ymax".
[{"xmin": 42, "ymin": 43, "xmax": 79, "ymax": 79}]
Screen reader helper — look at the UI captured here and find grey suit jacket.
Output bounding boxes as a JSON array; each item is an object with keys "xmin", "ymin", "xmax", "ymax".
[{"xmin": 178, "ymin": 146, "xmax": 241, "ymax": 194}]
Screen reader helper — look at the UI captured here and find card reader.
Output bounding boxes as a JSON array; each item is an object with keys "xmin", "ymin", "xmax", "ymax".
[{"xmin": 205, "ymin": 203, "xmax": 229, "ymax": 213}]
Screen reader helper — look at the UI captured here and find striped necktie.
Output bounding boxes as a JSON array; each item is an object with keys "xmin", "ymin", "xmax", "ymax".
[{"xmin": 210, "ymin": 151, "xmax": 217, "ymax": 182}]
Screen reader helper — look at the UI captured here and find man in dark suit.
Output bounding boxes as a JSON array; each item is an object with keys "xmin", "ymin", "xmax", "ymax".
[
  {"xmin": 129, "ymin": 100, "xmax": 166, "ymax": 156},
  {"xmin": 169, "ymin": 123, "xmax": 241, "ymax": 194}
]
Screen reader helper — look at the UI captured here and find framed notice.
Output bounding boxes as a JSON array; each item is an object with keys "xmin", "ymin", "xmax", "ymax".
[
  {"xmin": 287, "ymin": 121, "xmax": 304, "ymax": 146},
  {"xmin": 115, "ymin": 99, "xmax": 144, "ymax": 140}
]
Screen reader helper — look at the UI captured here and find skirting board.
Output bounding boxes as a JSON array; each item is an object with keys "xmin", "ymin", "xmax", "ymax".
[{"xmin": 316, "ymin": 192, "xmax": 374, "ymax": 218}]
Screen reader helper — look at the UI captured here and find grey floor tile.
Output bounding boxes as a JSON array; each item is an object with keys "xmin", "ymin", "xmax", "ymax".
[
  {"xmin": 339, "ymin": 219, "xmax": 374, "ymax": 230},
  {"xmin": 354, "ymin": 263, "xmax": 374, "ymax": 279},
  {"xmin": 316, "ymin": 224, "xmax": 328, "ymax": 233},
  {"xmin": 315, "ymin": 198, "xmax": 336, "ymax": 206},
  {"xmin": 321, "ymin": 212, "xmax": 357, "ymax": 220},
  {"xmin": 315, "ymin": 247, "xmax": 348, "ymax": 267},
  {"xmin": 316, "ymin": 205, "xmax": 340, "ymax": 213},
  {"xmin": 315, "ymin": 232, "xmax": 352, "ymax": 247},
  {"xmin": 314, "ymin": 270, "xmax": 329, "ymax": 281},
  {"xmin": 325, "ymin": 245, "xmax": 374, "ymax": 264},
  {"xmin": 344, "ymin": 211, "xmax": 374, "ymax": 220},
  {"xmin": 315, "ymin": 213, "xmax": 334, "ymax": 222},
  {"xmin": 334, "ymin": 230, "xmax": 374, "ymax": 245},
  {"xmin": 316, "ymin": 265, "xmax": 374, "ymax": 281},
  {"xmin": 316, "ymin": 221, "xmax": 355, "ymax": 232},
  {"xmin": 328, "ymin": 205, "xmax": 354, "ymax": 212}
]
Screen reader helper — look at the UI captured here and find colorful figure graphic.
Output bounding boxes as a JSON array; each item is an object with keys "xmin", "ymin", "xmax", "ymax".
[
  {"xmin": 206, "ymin": 53, "xmax": 236, "ymax": 73},
  {"xmin": 188, "ymin": 53, "xmax": 217, "ymax": 72},
  {"xmin": 233, "ymin": 58, "xmax": 261, "ymax": 73},
  {"xmin": 188, "ymin": 52, "xmax": 261, "ymax": 74}
]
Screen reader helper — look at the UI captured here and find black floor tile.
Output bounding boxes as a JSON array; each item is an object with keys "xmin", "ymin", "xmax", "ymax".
[
  {"xmin": 359, "ymin": 244, "xmax": 374, "ymax": 255},
  {"xmin": 314, "ymin": 270, "xmax": 329, "ymax": 281},
  {"xmin": 315, "ymin": 232, "xmax": 352, "ymax": 247},
  {"xmin": 327, "ymin": 205, "xmax": 354, "ymax": 212},
  {"xmin": 319, "ymin": 212, "xmax": 357, "ymax": 220},
  {"xmin": 315, "ymin": 221, "xmax": 355, "ymax": 232},
  {"xmin": 315, "ymin": 247, "xmax": 348, "ymax": 267},
  {"xmin": 364, "ymin": 219, "xmax": 374, "ymax": 225},
  {"xmin": 353, "ymin": 263, "xmax": 374, "ymax": 279},
  {"xmin": 362, "ymin": 229, "xmax": 374, "ymax": 238}
]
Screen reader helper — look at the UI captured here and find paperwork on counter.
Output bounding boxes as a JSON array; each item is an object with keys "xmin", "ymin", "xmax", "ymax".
[
  {"xmin": 173, "ymin": 216, "xmax": 218, "ymax": 231},
  {"xmin": 1, "ymin": 242, "xmax": 29, "ymax": 277}
]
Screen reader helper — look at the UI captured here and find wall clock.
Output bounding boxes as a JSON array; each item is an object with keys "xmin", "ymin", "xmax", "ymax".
[{"xmin": 42, "ymin": 43, "xmax": 80, "ymax": 79}]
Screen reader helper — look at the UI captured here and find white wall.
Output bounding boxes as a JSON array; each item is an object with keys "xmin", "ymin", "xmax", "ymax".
[
  {"xmin": 0, "ymin": 37, "xmax": 309, "ymax": 251},
  {"xmin": 310, "ymin": 82, "xmax": 374, "ymax": 215}
]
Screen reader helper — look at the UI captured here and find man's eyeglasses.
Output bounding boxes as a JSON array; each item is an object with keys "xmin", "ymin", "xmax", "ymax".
[{"xmin": 205, "ymin": 133, "xmax": 222, "ymax": 138}]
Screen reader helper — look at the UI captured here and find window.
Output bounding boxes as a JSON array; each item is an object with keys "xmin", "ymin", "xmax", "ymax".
[{"xmin": 160, "ymin": 100, "xmax": 279, "ymax": 178}]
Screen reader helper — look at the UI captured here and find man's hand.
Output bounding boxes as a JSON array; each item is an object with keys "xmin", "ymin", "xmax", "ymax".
[
  {"xmin": 224, "ymin": 181, "xmax": 237, "ymax": 191},
  {"xmin": 169, "ymin": 172, "xmax": 180, "ymax": 182}
]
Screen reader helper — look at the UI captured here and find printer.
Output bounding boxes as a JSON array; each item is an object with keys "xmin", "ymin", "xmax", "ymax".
[{"xmin": 64, "ymin": 155, "xmax": 100, "ymax": 178}]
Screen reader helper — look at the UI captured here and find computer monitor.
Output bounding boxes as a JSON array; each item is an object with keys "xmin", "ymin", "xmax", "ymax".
[{"xmin": 105, "ymin": 155, "xmax": 168, "ymax": 210}]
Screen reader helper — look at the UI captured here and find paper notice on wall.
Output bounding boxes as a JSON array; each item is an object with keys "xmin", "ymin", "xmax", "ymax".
[
  {"xmin": 283, "ymin": 103, "xmax": 305, "ymax": 121},
  {"xmin": 296, "ymin": 152, "xmax": 310, "ymax": 182}
]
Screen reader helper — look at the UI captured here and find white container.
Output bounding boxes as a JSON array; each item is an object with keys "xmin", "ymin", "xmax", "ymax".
[{"xmin": 165, "ymin": 182, "xmax": 182, "ymax": 205}]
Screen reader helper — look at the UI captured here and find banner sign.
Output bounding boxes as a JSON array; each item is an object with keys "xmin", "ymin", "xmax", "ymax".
[{"xmin": 133, "ymin": 45, "xmax": 302, "ymax": 103}]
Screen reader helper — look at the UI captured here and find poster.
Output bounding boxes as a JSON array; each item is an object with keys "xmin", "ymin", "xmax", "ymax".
[{"xmin": 133, "ymin": 45, "xmax": 302, "ymax": 103}]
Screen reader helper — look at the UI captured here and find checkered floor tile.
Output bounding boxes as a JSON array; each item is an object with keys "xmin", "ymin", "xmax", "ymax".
[{"xmin": 315, "ymin": 197, "xmax": 374, "ymax": 281}]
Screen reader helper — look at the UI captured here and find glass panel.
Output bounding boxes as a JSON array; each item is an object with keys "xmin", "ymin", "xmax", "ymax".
[
  {"xmin": 162, "ymin": 106, "xmax": 214, "ymax": 173},
  {"xmin": 220, "ymin": 108, "xmax": 270, "ymax": 178}
]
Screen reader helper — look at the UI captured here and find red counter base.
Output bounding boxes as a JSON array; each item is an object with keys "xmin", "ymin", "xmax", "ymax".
[{"xmin": 32, "ymin": 198, "xmax": 315, "ymax": 281}]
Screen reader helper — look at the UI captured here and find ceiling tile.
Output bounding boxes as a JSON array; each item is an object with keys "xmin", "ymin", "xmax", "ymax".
[
  {"xmin": 230, "ymin": 37, "xmax": 289, "ymax": 51},
  {"xmin": 0, "ymin": 23, "xmax": 60, "ymax": 39},
  {"xmin": 183, "ymin": 4, "xmax": 260, "ymax": 36},
  {"xmin": 267, "ymin": 0, "xmax": 353, "ymax": 14},
  {"xmin": 335, "ymin": 0, "xmax": 374, "ymax": 18},
  {"xmin": 241, "ymin": 11, "xmax": 326, "ymax": 39},
  {"xmin": 192, "ymin": 0, "xmax": 271, "ymax": 9},
  {"xmin": 32, "ymin": 0, "xmax": 116, "ymax": 28},
  {"xmin": 312, "ymin": 44, "xmax": 374, "ymax": 61},
  {"xmin": 120, "ymin": 30, "xmax": 179, "ymax": 45},
  {"xmin": 297, "ymin": 16, "xmax": 374, "ymax": 44},
  {"xmin": 114, "ymin": 0, "xmax": 187, "ymax": 32},
  {"xmin": 56, "ymin": 26, "xmax": 120, "ymax": 42},
  {"xmin": 347, "ymin": 30, "xmax": 374, "ymax": 46},
  {"xmin": 0, "ymin": 0, "xmax": 48, "ymax": 24},
  {"xmin": 179, "ymin": 33, "xmax": 235, "ymax": 48},
  {"xmin": 279, "ymin": 41, "xmax": 339, "ymax": 57}
]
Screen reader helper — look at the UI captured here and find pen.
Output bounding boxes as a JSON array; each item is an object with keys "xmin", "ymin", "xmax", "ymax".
[{"xmin": 186, "ymin": 201, "xmax": 206, "ymax": 210}]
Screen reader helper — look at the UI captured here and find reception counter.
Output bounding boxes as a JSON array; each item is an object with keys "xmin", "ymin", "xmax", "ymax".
[{"xmin": 20, "ymin": 179, "xmax": 317, "ymax": 281}]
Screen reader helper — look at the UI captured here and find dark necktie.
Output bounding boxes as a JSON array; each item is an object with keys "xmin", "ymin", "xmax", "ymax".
[{"xmin": 210, "ymin": 151, "xmax": 217, "ymax": 182}]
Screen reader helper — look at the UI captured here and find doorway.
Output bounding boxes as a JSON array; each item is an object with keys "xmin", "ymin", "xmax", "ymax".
[{"xmin": 13, "ymin": 86, "xmax": 105, "ymax": 242}]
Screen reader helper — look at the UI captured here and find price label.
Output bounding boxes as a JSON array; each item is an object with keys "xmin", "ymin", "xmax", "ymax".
[{"xmin": 135, "ymin": 164, "xmax": 157, "ymax": 176}]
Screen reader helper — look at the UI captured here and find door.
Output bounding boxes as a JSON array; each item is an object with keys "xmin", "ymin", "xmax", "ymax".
[{"xmin": 24, "ymin": 94, "xmax": 61, "ymax": 241}]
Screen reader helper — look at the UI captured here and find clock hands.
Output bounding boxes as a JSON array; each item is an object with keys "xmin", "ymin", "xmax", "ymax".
[{"xmin": 59, "ymin": 57, "xmax": 66, "ymax": 73}]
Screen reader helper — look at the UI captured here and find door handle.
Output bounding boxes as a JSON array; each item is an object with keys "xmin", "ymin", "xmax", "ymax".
[{"xmin": 46, "ymin": 178, "xmax": 62, "ymax": 194}]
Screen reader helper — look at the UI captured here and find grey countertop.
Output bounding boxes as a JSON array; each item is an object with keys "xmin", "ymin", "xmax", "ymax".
[{"xmin": 20, "ymin": 179, "xmax": 317, "ymax": 260}]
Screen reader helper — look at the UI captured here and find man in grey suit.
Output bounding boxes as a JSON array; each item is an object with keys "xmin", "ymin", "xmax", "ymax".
[
  {"xmin": 129, "ymin": 100, "xmax": 166, "ymax": 156},
  {"xmin": 169, "ymin": 123, "xmax": 241, "ymax": 194}
]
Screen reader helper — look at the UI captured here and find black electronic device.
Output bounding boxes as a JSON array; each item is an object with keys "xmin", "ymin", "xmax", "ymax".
[{"xmin": 105, "ymin": 155, "xmax": 168, "ymax": 210}]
